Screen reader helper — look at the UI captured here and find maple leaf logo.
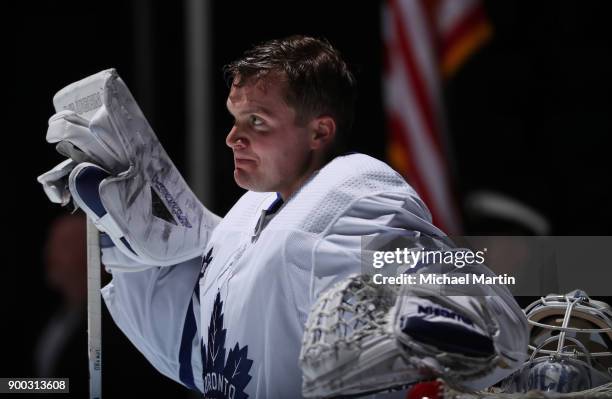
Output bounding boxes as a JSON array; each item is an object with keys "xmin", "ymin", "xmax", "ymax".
[
  {"xmin": 201, "ymin": 292, "xmax": 253, "ymax": 398},
  {"xmin": 200, "ymin": 247, "xmax": 214, "ymax": 278}
]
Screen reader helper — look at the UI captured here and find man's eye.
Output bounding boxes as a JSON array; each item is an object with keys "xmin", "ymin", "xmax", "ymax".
[{"xmin": 250, "ymin": 115, "xmax": 263, "ymax": 127}]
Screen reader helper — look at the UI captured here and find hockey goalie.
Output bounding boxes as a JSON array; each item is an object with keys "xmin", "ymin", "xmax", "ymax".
[{"xmin": 38, "ymin": 36, "xmax": 538, "ymax": 398}]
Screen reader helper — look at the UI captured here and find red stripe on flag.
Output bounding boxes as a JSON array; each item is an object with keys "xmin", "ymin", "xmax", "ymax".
[
  {"xmin": 388, "ymin": 112, "xmax": 449, "ymax": 231},
  {"xmin": 388, "ymin": 0, "xmax": 450, "ymax": 174}
]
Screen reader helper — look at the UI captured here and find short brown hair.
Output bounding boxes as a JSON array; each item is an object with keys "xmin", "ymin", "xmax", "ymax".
[{"xmin": 224, "ymin": 35, "xmax": 357, "ymax": 151}]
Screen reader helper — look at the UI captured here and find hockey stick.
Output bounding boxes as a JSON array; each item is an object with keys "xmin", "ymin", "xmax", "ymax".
[
  {"xmin": 86, "ymin": 218, "xmax": 102, "ymax": 399},
  {"xmin": 52, "ymin": 73, "xmax": 108, "ymax": 399}
]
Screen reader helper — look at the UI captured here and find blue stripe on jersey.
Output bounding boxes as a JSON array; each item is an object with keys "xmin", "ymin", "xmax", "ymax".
[
  {"xmin": 268, "ymin": 193, "xmax": 284, "ymax": 214},
  {"xmin": 178, "ymin": 296, "xmax": 199, "ymax": 391}
]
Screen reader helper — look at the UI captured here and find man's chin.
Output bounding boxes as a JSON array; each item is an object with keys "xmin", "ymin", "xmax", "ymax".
[
  {"xmin": 234, "ymin": 170, "xmax": 256, "ymax": 191},
  {"xmin": 233, "ymin": 170, "xmax": 270, "ymax": 193}
]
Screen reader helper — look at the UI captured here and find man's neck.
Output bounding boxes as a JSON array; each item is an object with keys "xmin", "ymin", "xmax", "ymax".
[{"xmin": 279, "ymin": 155, "xmax": 328, "ymax": 201}]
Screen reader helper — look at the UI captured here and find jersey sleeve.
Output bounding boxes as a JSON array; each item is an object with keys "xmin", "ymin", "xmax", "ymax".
[
  {"xmin": 281, "ymin": 189, "xmax": 441, "ymax": 325},
  {"xmin": 309, "ymin": 190, "xmax": 444, "ymax": 301},
  {"xmin": 101, "ymin": 256, "xmax": 205, "ymax": 393},
  {"xmin": 96, "ymin": 211, "xmax": 222, "ymax": 391}
]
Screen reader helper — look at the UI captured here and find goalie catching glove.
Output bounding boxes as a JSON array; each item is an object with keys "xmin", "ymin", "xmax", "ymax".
[
  {"xmin": 37, "ymin": 69, "xmax": 219, "ymax": 266},
  {"xmin": 300, "ymin": 274, "xmax": 505, "ymax": 398}
]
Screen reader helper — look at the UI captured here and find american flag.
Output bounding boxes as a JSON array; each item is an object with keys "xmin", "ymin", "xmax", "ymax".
[{"xmin": 383, "ymin": 0, "xmax": 492, "ymax": 234}]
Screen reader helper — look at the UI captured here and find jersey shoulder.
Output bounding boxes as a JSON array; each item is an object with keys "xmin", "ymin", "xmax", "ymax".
[{"xmin": 271, "ymin": 153, "xmax": 434, "ymax": 235}]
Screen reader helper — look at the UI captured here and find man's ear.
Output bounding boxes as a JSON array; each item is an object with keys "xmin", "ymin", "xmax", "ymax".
[{"xmin": 309, "ymin": 116, "xmax": 336, "ymax": 150}]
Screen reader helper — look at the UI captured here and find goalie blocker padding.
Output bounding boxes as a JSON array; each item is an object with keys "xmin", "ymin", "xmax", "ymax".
[{"xmin": 43, "ymin": 69, "xmax": 220, "ymax": 266}]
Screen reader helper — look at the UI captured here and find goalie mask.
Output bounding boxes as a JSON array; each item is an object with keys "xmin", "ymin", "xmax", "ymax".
[{"xmin": 504, "ymin": 290, "xmax": 612, "ymax": 394}]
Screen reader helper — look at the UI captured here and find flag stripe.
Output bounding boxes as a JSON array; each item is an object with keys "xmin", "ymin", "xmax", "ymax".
[
  {"xmin": 385, "ymin": 44, "xmax": 458, "ymax": 231},
  {"xmin": 389, "ymin": 0, "xmax": 446, "ymax": 162},
  {"xmin": 441, "ymin": 6, "xmax": 492, "ymax": 77},
  {"xmin": 388, "ymin": 112, "xmax": 436, "ymax": 221},
  {"xmin": 386, "ymin": 67, "xmax": 458, "ymax": 232},
  {"xmin": 385, "ymin": 0, "xmax": 461, "ymax": 232},
  {"xmin": 437, "ymin": 0, "xmax": 479, "ymax": 33},
  {"xmin": 383, "ymin": 0, "xmax": 490, "ymax": 234}
]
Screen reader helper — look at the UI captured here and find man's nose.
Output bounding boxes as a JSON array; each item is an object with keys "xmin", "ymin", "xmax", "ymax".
[{"xmin": 226, "ymin": 126, "xmax": 248, "ymax": 149}]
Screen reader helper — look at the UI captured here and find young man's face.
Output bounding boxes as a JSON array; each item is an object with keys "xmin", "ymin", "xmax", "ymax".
[{"xmin": 225, "ymin": 76, "xmax": 315, "ymax": 199}]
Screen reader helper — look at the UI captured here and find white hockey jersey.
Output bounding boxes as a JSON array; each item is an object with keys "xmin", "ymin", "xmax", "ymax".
[{"xmin": 101, "ymin": 154, "xmax": 527, "ymax": 398}]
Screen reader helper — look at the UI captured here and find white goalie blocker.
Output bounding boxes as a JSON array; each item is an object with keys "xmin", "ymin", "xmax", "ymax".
[
  {"xmin": 38, "ymin": 69, "xmax": 218, "ymax": 266},
  {"xmin": 300, "ymin": 274, "xmax": 520, "ymax": 398}
]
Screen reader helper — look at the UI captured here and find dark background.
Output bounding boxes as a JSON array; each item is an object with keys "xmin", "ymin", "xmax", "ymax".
[{"xmin": 3, "ymin": 0, "xmax": 611, "ymax": 396}]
